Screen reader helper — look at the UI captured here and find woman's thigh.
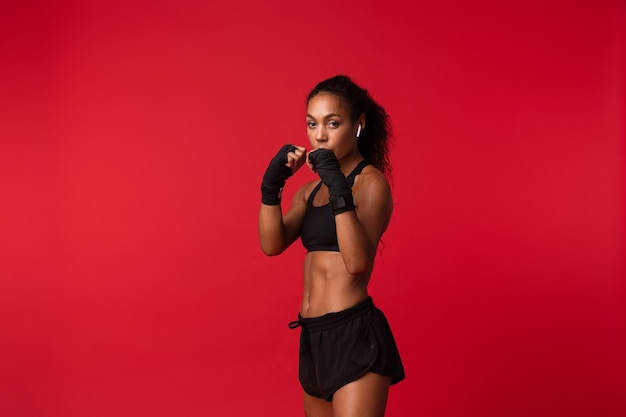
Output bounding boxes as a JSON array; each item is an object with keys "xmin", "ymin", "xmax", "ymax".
[
  {"xmin": 332, "ymin": 373, "xmax": 392, "ymax": 417},
  {"xmin": 304, "ymin": 392, "xmax": 334, "ymax": 417}
]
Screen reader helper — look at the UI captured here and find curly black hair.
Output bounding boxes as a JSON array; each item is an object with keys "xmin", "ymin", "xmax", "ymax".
[{"xmin": 306, "ymin": 75, "xmax": 392, "ymax": 178}]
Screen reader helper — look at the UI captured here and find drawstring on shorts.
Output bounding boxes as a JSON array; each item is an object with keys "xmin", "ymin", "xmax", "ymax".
[{"xmin": 288, "ymin": 316, "xmax": 304, "ymax": 329}]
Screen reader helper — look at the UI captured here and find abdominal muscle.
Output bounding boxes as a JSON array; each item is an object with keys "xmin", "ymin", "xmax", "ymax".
[{"xmin": 300, "ymin": 251, "xmax": 371, "ymax": 318}]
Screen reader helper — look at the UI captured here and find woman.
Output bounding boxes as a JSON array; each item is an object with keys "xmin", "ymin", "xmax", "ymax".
[{"xmin": 258, "ymin": 75, "xmax": 404, "ymax": 417}]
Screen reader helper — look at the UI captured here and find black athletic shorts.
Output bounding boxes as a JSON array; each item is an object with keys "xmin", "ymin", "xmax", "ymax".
[{"xmin": 288, "ymin": 297, "xmax": 405, "ymax": 401}]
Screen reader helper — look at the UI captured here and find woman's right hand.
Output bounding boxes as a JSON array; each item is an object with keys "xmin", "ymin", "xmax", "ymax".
[
  {"xmin": 285, "ymin": 145, "xmax": 307, "ymax": 173},
  {"xmin": 261, "ymin": 144, "xmax": 307, "ymax": 205}
]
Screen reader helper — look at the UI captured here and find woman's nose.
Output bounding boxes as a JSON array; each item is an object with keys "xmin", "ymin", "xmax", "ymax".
[{"xmin": 315, "ymin": 126, "xmax": 327, "ymax": 142}]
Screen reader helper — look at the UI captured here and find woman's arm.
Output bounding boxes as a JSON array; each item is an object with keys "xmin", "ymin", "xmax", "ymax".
[
  {"xmin": 258, "ymin": 145, "xmax": 308, "ymax": 256},
  {"xmin": 258, "ymin": 185, "xmax": 308, "ymax": 256},
  {"xmin": 335, "ymin": 169, "xmax": 393, "ymax": 275}
]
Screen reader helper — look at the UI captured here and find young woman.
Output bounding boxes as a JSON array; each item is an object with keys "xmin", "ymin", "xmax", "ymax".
[{"xmin": 258, "ymin": 75, "xmax": 404, "ymax": 417}]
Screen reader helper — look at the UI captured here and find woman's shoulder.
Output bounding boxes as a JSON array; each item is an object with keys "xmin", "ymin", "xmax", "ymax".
[
  {"xmin": 353, "ymin": 164, "xmax": 393, "ymax": 227},
  {"xmin": 355, "ymin": 164, "xmax": 391, "ymax": 191},
  {"xmin": 353, "ymin": 164, "xmax": 392, "ymax": 205}
]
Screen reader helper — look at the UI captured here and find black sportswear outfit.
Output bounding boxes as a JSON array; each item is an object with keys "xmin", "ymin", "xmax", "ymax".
[
  {"xmin": 300, "ymin": 160, "xmax": 370, "ymax": 252},
  {"xmin": 290, "ymin": 160, "xmax": 405, "ymax": 401}
]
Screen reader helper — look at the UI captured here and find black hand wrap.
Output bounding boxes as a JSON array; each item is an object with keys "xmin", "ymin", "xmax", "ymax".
[
  {"xmin": 261, "ymin": 145, "xmax": 297, "ymax": 205},
  {"xmin": 308, "ymin": 149, "xmax": 355, "ymax": 215}
]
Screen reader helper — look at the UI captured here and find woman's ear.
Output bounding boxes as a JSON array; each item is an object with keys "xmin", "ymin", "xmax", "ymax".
[
  {"xmin": 357, "ymin": 114, "xmax": 366, "ymax": 137},
  {"xmin": 359, "ymin": 114, "xmax": 366, "ymax": 130}
]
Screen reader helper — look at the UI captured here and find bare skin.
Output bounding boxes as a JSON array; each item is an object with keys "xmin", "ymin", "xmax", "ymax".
[
  {"xmin": 305, "ymin": 373, "xmax": 392, "ymax": 417},
  {"xmin": 258, "ymin": 93, "xmax": 393, "ymax": 417}
]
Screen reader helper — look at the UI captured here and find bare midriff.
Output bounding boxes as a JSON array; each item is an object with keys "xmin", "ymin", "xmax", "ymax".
[{"xmin": 300, "ymin": 251, "xmax": 370, "ymax": 318}]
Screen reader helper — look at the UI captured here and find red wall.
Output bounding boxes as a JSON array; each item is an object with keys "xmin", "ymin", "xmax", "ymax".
[{"xmin": 1, "ymin": 1, "xmax": 624, "ymax": 416}]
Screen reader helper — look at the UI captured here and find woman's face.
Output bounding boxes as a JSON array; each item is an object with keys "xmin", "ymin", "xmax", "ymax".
[{"xmin": 306, "ymin": 93, "xmax": 359, "ymax": 161}]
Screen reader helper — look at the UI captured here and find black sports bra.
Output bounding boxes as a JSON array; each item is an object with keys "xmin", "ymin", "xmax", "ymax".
[{"xmin": 300, "ymin": 160, "xmax": 370, "ymax": 252}]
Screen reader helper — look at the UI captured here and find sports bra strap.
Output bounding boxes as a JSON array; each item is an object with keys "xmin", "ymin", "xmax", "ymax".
[
  {"xmin": 346, "ymin": 160, "xmax": 369, "ymax": 186},
  {"xmin": 307, "ymin": 160, "xmax": 369, "ymax": 207}
]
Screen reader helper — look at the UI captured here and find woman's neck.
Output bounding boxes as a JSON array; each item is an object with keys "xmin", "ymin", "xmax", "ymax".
[{"xmin": 338, "ymin": 151, "xmax": 364, "ymax": 176}]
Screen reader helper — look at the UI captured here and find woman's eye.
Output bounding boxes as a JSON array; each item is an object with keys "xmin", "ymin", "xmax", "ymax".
[
  {"xmin": 328, "ymin": 121, "xmax": 339, "ymax": 128},
  {"xmin": 307, "ymin": 121, "xmax": 316, "ymax": 128}
]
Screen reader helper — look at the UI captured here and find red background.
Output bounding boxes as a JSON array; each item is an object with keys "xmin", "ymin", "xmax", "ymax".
[{"xmin": 1, "ymin": 1, "xmax": 625, "ymax": 416}]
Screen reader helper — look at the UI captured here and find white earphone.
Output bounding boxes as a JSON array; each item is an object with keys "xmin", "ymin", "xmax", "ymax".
[{"xmin": 356, "ymin": 124, "xmax": 362, "ymax": 138}]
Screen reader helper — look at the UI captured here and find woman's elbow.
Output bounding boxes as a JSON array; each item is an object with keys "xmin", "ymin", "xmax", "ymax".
[
  {"xmin": 260, "ymin": 242, "xmax": 285, "ymax": 256},
  {"xmin": 262, "ymin": 248, "xmax": 283, "ymax": 256},
  {"xmin": 344, "ymin": 245, "xmax": 378, "ymax": 275},
  {"xmin": 345, "ymin": 258, "xmax": 374, "ymax": 276}
]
